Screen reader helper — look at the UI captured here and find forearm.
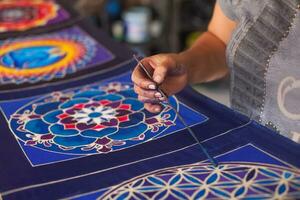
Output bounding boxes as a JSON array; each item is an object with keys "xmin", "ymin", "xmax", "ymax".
[{"xmin": 178, "ymin": 31, "xmax": 229, "ymax": 84}]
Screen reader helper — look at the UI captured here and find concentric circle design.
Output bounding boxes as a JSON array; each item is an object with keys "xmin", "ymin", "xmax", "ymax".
[
  {"xmin": 100, "ymin": 162, "xmax": 300, "ymax": 199},
  {"xmin": 10, "ymin": 82, "xmax": 177, "ymax": 155},
  {"xmin": 0, "ymin": 0, "xmax": 59, "ymax": 32},
  {"xmin": 0, "ymin": 34, "xmax": 96, "ymax": 84}
]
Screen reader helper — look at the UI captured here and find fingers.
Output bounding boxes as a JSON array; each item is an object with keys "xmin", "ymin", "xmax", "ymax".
[
  {"xmin": 138, "ymin": 95, "xmax": 166, "ymax": 103},
  {"xmin": 134, "ymin": 85, "xmax": 162, "ymax": 99},
  {"xmin": 138, "ymin": 96, "xmax": 159, "ymax": 103},
  {"xmin": 153, "ymin": 66, "xmax": 167, "ymax": 85},
  {"xmin": 148, "ymin": 56, "xmax": 171, "ymax": 84},
  {"xmin": 134, "ymin": 84, "xmax": 167, "ymax": 103},
  {"xmin": 144, "ymin": 103, "xmax": 162, "ymax": 113},
  {"xmin": 132, "ymin": 55, "xmax": 171, "ymax": 89},
  {"xmin": 131, "ymin": 54, "xmax": 175, "ymax": 114},
  {"xmin": 131, "ymin": 60, "xmax": 156, "ymax": 90},
  {"xmin": 136, "ymin": 94, "xmax": 164, "ymax": 113},
  {"xmin": 134, "ymin": 84, "xmax": 166, "ymax": 114}
]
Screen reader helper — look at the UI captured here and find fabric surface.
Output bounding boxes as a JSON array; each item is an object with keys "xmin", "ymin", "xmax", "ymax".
[
  {"xmin": 0, "ymin": 0, "xmax": 80, "ymax": 39},
  {"xmin": 0, "ymin": 20, "xmax": 134, "ymax": 98},
  {"xmin": 219, "ymin": 0, "xmax": 300, "ymax": 143},
  {"xmin": 3, "ymin": 72, "xmax": 207, "ymax": 166},
  {"xmin": 78, "ymin": 144, "xmax": 300, "ymax": 199},
  {"xmin": 0, "ymin": 26, "xmax": 114, "ymax": 85},
  {"xmin": 0, "ymin": 62, "xmax": 299, "ymax": 199},
  {"xmin": 0, "ymin": 2, "xmax": 299, "ymax": 199},
  {"xmin": 0, "ymin": 0, "xmax": 69, "ymax": 32}
]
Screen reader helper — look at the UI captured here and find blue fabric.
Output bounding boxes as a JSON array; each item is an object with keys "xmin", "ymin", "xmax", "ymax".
[
  {"xmin": 0, "ymin": 71, "xmax": 207, "ymax": 165},
  {"xmin": 0, "ymin": 22, "xmax": 299, "ymax": 200},
  {"xmin": 0, "ymin": 61, "xmax": 299, "ymax": 199}
]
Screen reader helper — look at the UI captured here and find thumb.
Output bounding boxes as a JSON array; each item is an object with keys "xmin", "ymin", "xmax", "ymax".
[
  {"xmin": 152, "ymin": 66, "xmax": 167, "ymax": 85},
  {"xmin": 147, "ymin": 54, "xmax": 174, "ymax": 84}
]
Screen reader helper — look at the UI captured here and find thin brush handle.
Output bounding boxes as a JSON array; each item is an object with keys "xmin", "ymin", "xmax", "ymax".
[{"xmin": 133, "ymin": 55, "xmax": 218, "ymax": 167}]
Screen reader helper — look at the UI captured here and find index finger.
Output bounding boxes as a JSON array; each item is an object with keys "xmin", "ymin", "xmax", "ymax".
[{"xmin": 131, "ymin": 62, "xmax": 157, "ymax": 90}]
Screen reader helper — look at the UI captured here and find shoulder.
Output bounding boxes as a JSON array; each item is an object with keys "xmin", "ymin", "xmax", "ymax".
[
  {"xmin": 217, "ymin": 0, "xmax": 268, "ymax": 21},
  {"xmin": 217, "ymin": 0, "xmax": 241, "ymax": 20}
]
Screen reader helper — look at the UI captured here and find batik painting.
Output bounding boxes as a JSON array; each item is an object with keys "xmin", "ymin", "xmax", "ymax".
[
  {"xmin": 0, "ymin": 0, "xmax": 69, "ymax": 32},
  {"xmin": 73, "ymin": 144, "xmax": 300, "ymax": 200},
  {"xmin": 0, "ymin": 62, "xmax": 298, "ymax": 199},
  {"xmin": 0, "ymin": 72, "xmax": 207, "ymax": 166},
  {"xmin": 0, "ymin": 26, "xmax": 114, "ymax": 85}
]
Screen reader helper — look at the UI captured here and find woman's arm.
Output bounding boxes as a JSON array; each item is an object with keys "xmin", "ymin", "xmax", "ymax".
[
  {"xmin": 179, "ymin": 3, "xmax": 237, "ymax": 84},
  {"xmin": 131, "ymin": 2, "xmax": 237, "ymax": 113}
]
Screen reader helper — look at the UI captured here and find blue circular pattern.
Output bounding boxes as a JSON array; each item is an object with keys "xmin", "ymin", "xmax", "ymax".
[{"xmin": 10, "ymin": 82, "xmax": 177, "ymax": 155}]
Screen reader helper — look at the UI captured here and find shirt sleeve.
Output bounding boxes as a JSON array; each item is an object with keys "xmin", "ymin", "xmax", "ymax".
[{"xmin": 217, "ymin": 0, "xmax": 239, "ymax": 21}]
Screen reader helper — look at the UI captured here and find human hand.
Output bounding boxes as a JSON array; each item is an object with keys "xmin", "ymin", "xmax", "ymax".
[{"xmin": 131, "ymin": 53, "xmax": 188, "ymax": 113}]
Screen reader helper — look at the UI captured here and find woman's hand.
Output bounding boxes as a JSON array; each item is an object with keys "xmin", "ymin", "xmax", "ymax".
[
  {"xmin": 131, "ymin": 53, "xmax": 188, "ymax": 113},
  {"xmin": 131, "ymin": 3, "xmax": 235, "ymax": 113}
]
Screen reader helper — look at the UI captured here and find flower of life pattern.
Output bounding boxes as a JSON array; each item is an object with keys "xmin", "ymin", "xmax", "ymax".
[
  {"xmin": 100, "ymin": 162, "xmax": 300, "ymax": 199},
  {"xmin": 9, "ymin": 82, "xmax": 177, "ymax": 155}
]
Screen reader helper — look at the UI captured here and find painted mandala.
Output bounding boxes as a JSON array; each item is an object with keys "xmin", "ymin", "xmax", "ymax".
[
  {"xmin": 0, "ymin": 0, "xmax": 63, "ymax": 32},
  {"xmin": 10, "ymin": 82, "xmax": 177, "ymax": 155},
  {"xmin": 100, "ymin": 162, "xmax": 300, "ymax": 199},
  {"xmin": 0, "ymin": 33, "xmax": 96, "ymax": 84}
]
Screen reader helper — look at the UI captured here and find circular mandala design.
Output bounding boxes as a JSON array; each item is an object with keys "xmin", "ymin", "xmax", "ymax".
[
  {"xmin": 10, "ymin": 82, "xmax": 177, "ymax": 154},
  {"xmin": 0, "ymin": 0, "xmax": 59, "ymax": 32},
  {"xmin": 100, "ymin": 162, "xmax": 300, "ymax": 200},
  {"xmin": 0, "ymin": 34, "xmax": 96, "ymax": 84}
]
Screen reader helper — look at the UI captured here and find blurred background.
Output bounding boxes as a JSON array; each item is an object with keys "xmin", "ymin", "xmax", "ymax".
[{"xmin": 75, "ymin": 0, "xmax": 230, "ymax": 106}]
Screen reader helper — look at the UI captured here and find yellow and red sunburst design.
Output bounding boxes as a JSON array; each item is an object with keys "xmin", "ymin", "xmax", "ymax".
[
  {"xmin": 0, "ymin": 38, "xmax": 89, "ymax": 84},
  {"xmin": 0, "ymin": 0, "xmax": 60, "ymax": 32}
]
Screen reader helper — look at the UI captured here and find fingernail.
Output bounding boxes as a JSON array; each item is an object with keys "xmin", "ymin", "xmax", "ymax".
[
  {"xmin": 155, "ymin": 92, "xmax": 162, "ymax": 98},
  {"xmin": 154, "ymin": 75, "xmax": 162, "ymax": 83},
  {"xmin": 154, "ymin": 107, "xmax": 161, "ymax": 112},
  {"xmin": 148, "ymin": 84, "xmax": 156, "ymax": 90}
]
